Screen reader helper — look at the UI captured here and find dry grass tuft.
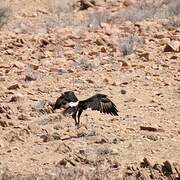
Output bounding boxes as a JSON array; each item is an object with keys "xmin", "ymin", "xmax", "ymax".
[
  {"xmin": 0, "ymin": 7, "xmax": 10, "ymax": 29},
  {"xmin": 120, "ymin": 35, "xmax": 144, "ymax": 56}
]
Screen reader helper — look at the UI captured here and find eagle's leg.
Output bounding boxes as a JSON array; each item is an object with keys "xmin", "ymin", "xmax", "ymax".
[
  {"xmin": 77, "ymin": 109, "xmax": 83, "ymax": 126},
  {"xmin": 72, "ymin": 111, "xmax": 78, "ymax": 126}
]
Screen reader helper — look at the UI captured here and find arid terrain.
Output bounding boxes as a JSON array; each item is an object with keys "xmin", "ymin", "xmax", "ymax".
[{"xmin": 0, "ymin": 0, "xmax": 180, "ymax": 179}]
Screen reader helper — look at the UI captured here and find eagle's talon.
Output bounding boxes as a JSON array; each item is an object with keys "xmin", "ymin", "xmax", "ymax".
[
  {"xmin": 75, "ymin": 123, "xmax": 80, "ymax": 129},
  {"xmin": 75, "ymin": 122, "xmax": 79, "ymax": 126}
]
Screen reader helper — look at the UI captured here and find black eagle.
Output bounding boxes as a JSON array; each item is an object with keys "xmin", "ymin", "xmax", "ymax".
[{"xmin": 53, "ymin": 91, "xmax": 118, "ymax": 126}]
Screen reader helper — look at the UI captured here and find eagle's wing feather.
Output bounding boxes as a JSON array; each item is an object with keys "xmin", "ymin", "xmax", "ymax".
[{"xmin": 82, "ymin": 94, "xmax": 118, "ymax": 116}]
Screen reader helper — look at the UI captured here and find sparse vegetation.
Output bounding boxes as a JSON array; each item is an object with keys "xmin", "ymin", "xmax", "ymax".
[
  {"xmin": 111, "ymin": 0, "xmax": 180, "ymax": 25},
  {"xmin": 52, "ymin": 0, "xmax": 180, "ymax": 28},
  {"xmin": 74, "ymin": 58, "xmax": 96, "ymax": 71},
  {"xmin": 116, "ymin": 5, "xmax": 157, "ymax": 23},
  {"xmin": 162, "ymin": 17, "xmax": 180, "ymax": 28},
  {"xmin": 0, "ymin": 0, "xmax": 180, "ymax": 179},
  {"xmin": 166, "ymin": 0, "xmax": 180, "ymax": 16},
  {"xmin": 0, "ymin": 7, "xmax": 10, "ymax": 29},
  {"xmin": 0, "ymin": 159, "xmax": 179, "ymax": 180},
  {"xmin": 86, "ymin": 10, "xmax": 110, "ymax": 27},
  {"xmin": 0, "ymin": 167, "xmax": 112, "ymax": 180},
  {"xmin": 120, "ymin": 34, "xmax": 144, "ymax": 56}
]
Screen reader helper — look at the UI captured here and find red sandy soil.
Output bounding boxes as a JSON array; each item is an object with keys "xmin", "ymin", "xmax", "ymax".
[{"xmin": 0, "ymin": 0, "xmax": 179, "ymax": 179}]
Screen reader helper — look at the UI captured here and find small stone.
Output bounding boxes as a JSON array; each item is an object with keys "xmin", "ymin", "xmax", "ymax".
[
  {"xmin": 6, "ymin": 49, "xmax": 14, "ymax": 55},
  {"xmin": 154, "ymin": 33, "xmax": 165, "ymax": 39},
  {"xmin": 53, "ymin": 124, "xmax": 61, "ymax": 130},
  {"xmin": 101, "ymin": 47, "xmax": 106, "ymax": 53},
  {"xmin": 10, "ymin": 96, "xmax": 18, "ymax": 102},
  {"xmin": 124, "ymin": 98, "xmax": 136, "ymax": 103},
  {"xmin": 0, "ymin": 77, "xmax": 5, "ymax": 81},
  {"xmin": 163, "ymin": 160, "xmax": 176, "ymax": 174},
  {"xmin": 6, "ymin": 114, "xmax": 11, "ymax": 119},
  {"xmin": 110, "ymin": 161, "xmax": 120, "ymax": 169},
  {"xmin": 25, "ymin": 64, "xmax": 39, "ymax": 81},
  {"xmin": 112, "ymin": 82, "xmax": 117, "ymax": 86},
  {"xmin": 0, "ymin": 106, "xmax": 6, "ymax": 113},
  {"xmin": 103, "ymin": 78, "xmax": 109, "ymax": 84},
  {"xmin": 111, "ymin": 148, "xmax": 119, "ymax": 155},
  {"xmin": 164, "ymin": 41, "xmax": 180, "ymax": 52},
  {"xmin": 95, "ymin": 38, "xmax": 105, "ymax": 46},
  {"xmin": 125, "ymin": 170, "xmax": 134, "ymax": 176},
  {"xmin": 121, "ymin": 89, "xmax": 126, "ymax": 94},
  {"xmin": 13, "ymin": 61, "xmax": 25, "ymax": 69},
  {"xmin": 4, "ymin": 130, "xmax": 23, "ymax": 143},
  {"xmin": 121, "ymin": 81, "xmax": 129, "ymax": 85},
  {"xmin": 67, "ymin": 69, "xmax": 74, "ymax": 73},
  {"xmin": 55, "ymin": 142, "xmax": 72, "ymax": 154},
  {"xmin": 112, "ymin": 138, "xmax": 118, "ymax": 144},
  {"xmin": 142, "ymin": 126, "xmax": 165, "ymax": 132},
  {"xmin": 28, "ymin": 124, "xmax": 42, "ymax": 134},
  {"xmin": 9, "ymin": 93, "xmax": 24, "ymax": 102},
  {"xmin": 119, "ymin": 60, "xmax": 129, "ymax": 67},
  {"xmin": 154, "ymin": 163, "xmax": 163, "ymax": 172},
  {"xmin": 64, "ymin": 39, "xmax": 75, "ymax": 48},
  {"xmin": 86, "ymin": 79, "xmax": 94, "ymax": 84},
  {"xmin": 18, "ymin": 114, "xmax": 30, "ymax": 121},
  {"xmin": 52, "ymin": 132, "xmax": 61, "ymax": 140},
  {"xmin": 25, "ymin": 74, "xmax": 38, "ymax": 81},
  {"xmin": 140, "ymin": 126, "xmax": 158, "ymax": 132},
  {"xmin": 28, "ymin": 63, "xmax": 39, "ymax": 70},
  {"xmin": 49, "ymin": 67, "xmax": 60, "ymax": 72},
  {"xmin": 56, "ymin": 159, "xmax": 67, "ymax": 166},
  {"xmin": 58, "ymin": 68, "xmax": 66, "ymax": 75},
  {"xmin": 8, "ymin": 84, "xmax": 20, "ymax": 90},
  {"xmin": 39, "ymin": 39, "xmax": 49, "ymax": 47},
  {"xmin": 94, "ymin": 137, "xmax": 108, "ymax": 144},
  {"xmin": 40, "ymin": 134, "xmax": 51, "ymax": 142},
  {"xmin": 64, "ymin": 50, "xmax": 76, "ymax": 59},
  {"xmin": 79, "ymin": 0, "xmax": 95, "ymax": 10},
  {"xmin": 123, "ymin": 0, "xmax": 135, "ymax": 6},
  {"xmin": 138, "ymin": 52, "xmax": 151, "ymax": 61},
  {"xmin": 0, "ymin": 120, "xmax": 8, "ymax": 127},
  {"xmin": 146, "ymin": 134, "xmax": 158, "ymax": 141},
  {"xmin": 141, "ymin": 157, "xmax": 155, "ymax": 168},
  {"xmin": 88, "ymin": 50, "xmax": 98, "ymax": 56},
  {"xmin": 33, "ymin": 100, "xmax": 47, "ymax": 111},
  {"xmin": 79, "ymin": 149, "xmax": 85, "ymax": 154}
]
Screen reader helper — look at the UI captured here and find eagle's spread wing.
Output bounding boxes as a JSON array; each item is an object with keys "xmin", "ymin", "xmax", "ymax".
[
  {"xmin": 82, "ymin": 94, "xmax": 118, "ymax": 116},
  {"xmin": 53, "ymin": 91, "xmax": 78, "ymax": 110}
]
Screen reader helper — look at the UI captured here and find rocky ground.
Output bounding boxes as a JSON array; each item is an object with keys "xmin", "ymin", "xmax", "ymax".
[{"xmin": 0, "ymin": 0, "xmax": 180, "ymax": 179}]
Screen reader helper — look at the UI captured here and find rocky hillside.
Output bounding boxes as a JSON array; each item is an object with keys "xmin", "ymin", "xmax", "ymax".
[{"xmin": 0, "ymin": 0, "xmax": 180, "ymax": 179}]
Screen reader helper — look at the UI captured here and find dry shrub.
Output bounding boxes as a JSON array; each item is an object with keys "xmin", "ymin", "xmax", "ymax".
[
  {"xmin": 85, "ymin": 10, "xmax": 110, "ymax": 27},
  {"xmin": 166, "ymin": 0, "xmax": 180, "ymax": 16},
  {"xmin": 0, "ymin": 167, "xmax": 112, "ymax": 180},
  {"xmin": 111, "ymin": 0, "xmax": 180, "ymax": 25},
  {"xmin": 0, "ymin": 7, "xmax": 10, "ymax": 29},
  {"xmin": 120, "ymin": 35, "xmax": 144, "ymax": 56}
]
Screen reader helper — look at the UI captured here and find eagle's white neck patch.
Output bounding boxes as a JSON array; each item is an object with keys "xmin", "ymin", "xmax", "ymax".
[{"xmin": 69, "ymin": 101, "xmax": 79, "ymax": 107}]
